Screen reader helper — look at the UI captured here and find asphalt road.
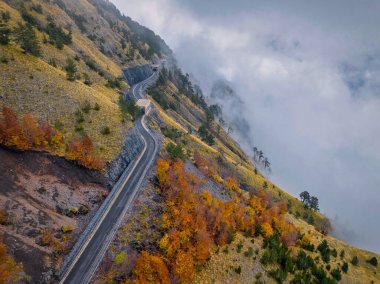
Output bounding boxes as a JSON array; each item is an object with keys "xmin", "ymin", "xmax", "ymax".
[{"xmin": 59, "ymin": 72, "xmax": 159, "ymax": 284}]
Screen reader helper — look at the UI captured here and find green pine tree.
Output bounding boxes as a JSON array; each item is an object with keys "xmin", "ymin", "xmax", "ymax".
[
  {"xmin": 14, "ymin": 23, "xmax": 41, "ymax": 56},
  {"xmin": 0, "ymin": 22, "xmax": 11, "ymax": 45},
  {"xmin": 65, "ymin": 58, "xmax": 77, "ymax": 81}
]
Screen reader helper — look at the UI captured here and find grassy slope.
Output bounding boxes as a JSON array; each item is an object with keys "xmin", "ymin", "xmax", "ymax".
[
  {"xmin": 150, "ymin": 79, "xmax": 380, "ymax": 283},
  {"xmin": 0, "ymin": 0, "xmax": 128, "ymax": 162},
  {"xmin": 0, "ymin": 0, "xmax": 161, "ymax": 162}
]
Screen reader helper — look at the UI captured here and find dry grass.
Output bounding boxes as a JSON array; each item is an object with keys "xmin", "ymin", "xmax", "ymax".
[
  {"xmin": 0, "ymin": 45, "xmax": 128, "ymax": 162},
  {"xmin": 193, "ymin": 234, "xmax": 274, "ymax": 284}
]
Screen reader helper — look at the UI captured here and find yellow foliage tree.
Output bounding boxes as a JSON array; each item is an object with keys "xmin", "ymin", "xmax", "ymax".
[
  {"xmin": 261, "ymin": 222, "xmax": 274, "ymax": 238},
  {"xmin": 133, "ymin": 251, "xmax": 170, "ymax": 284}
]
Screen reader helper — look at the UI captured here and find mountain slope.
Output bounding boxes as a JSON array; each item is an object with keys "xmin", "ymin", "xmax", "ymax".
[{"xmin": 0, "ymin": 0, "xmax": 379, "ymax": 283}]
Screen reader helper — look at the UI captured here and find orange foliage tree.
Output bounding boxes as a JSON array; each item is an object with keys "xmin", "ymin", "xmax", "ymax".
[
  {"xmin": 132, "ymin": 251, "xmax": 170, "ymax": 284},
  {"xmin": 225, "ymin": 176, "xmax": 239, "ymax": 192},
  {"xmin": 68, "ymin": 135, "xmax": 104, "ymax": 170},
  {"xmin": 0, "ymin": 106, "xmax": 62, "ymax": 150},
  {"xmin": 130, "ymin": 159, "xmax": 300, "ymax": 283}
]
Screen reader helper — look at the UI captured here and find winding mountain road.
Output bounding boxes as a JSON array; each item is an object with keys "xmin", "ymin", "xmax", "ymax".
[{"xmin": 59, "ymin": 71, "xmax": 159, "ymax": 284}]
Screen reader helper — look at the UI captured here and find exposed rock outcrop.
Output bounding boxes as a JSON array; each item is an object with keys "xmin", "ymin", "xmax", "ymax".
[
  {"xmin": 105, "ymin": 126, "xmax": 144, "ymax": 189},
  {"xmin": 123, "ymin": 64, "xmax": 154, "ymax": 86}
]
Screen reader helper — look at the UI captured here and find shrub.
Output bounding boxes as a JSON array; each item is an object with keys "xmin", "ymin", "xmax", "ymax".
[
  {"xmin": 234, "ymin": 266, "xmax": 241, "ymax": 274},
  {"xmin": 84, "ymin": 57, "xmax": 98, "ymax": 71},
  {"xmin": 48, "ymin": 58, "xmax": 57, "ymax": 67},
  {"xmin": 0, "ymin": 209, "xmax": 9, "ymax": 225},
  {"xmin": 342, "ymin": 262, "xmax": 348, "ymax": 273},
  {"xmin": 75, "ymin": 110, "xmax": 84, "ymax": 123},
  {"xmin": 74, "ymin": 125, "xmax": 84, "ymax": 133},
  {"xmin": 340, "ymin": 250, "xmax": 345, "ymax": 259},
  {"xmin": 269, "ymin": 268, "xmax": 287, "ymax": 283},
  {"xmin": 40, "ymin": 229, "xmax": 53, "ymax": 246},
  {"xmin": 295, "ymin": 251, "xmax": 314, "ymax": 271},
  {"xmin": 119, "ymin": 97, "xmax": 142, "ymax": 120},
  {"xmin": 1, "ymin": 11, "xmax": 10, "ymax": 22},
  {"xmin": 114, "ymin": 251, "xmax": 126, "ymax": 264},
  {"xmin": 0, "ymin": 55, "xmax": 8, "ymax": 64},
  {"xmin": 54, "ymin": 120, "xmax": 64, "ymax": 131},
  {"xmin": 236, "ymin": 241, "xmax": 244, "ymax": 253},
  {"xmin": 94, "ymin": 103, "xmax": 100, "ymax": 111},
  {"xmin": 106, "ymin": 77, "xmax": 122, "ymax": 89},
  {"xmin": 61, "ymin": 226, "xmax": 74, "ymax": 233},
  {"xmin": 83, "ymin": 73, "xmax": 92, "ymax": 85},
  {"xmin": 31, "ymin": 4, "xmax": 43, "ymax": 14},
  {"xmin": 162, "ymin": 127, "xmax": 183, "ymax": 140},
  {"xmin": 166, "ymin": 142, "xmax": 185, "ymax": 161},
  {"xmin": 79, "ymin": 205, "xmax": 89, "ymax": 215},
  {"xmin": 227, "ymin": 228, "xmax": 236, "ymax": 244},
  {"xmin": 330, "ymin": 268, "xmax": 341, "ymax": 281},
  {"xmin": 351, "ymin": 256, "xmax": 359, "ymax": 266},
  {"xmin": 81, "ymin": 100, "xmax": 91, "ymax": 113},
  {"xmin": 367, "ymin": 257, "xmax": 378, "ymax": 267},
  {"xmin": 317, "ymin": 240, "xmax": 331, "ymax": 263},
  {"xmin": 244, "ymin": 247, "xmax": 254, "ymax": 257},
  {"xmin": 100, "ymin": 126, "xmax": 110, "ymax": 135}
]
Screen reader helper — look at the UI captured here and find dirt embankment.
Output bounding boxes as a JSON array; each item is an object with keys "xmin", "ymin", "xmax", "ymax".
[{"xmin": 0, "ymin": 147, "xmax": 108, "ymax": 283}]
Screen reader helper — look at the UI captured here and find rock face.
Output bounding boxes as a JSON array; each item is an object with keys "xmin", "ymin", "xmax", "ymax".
[
  {"xmin": 123, "ymin": 64, "xmax": 154, "ymax": 86},
  {"xmin": 105, "ymin": 126, "xmax": 144, "ymax": 189},
  {"xmin": 106, "ymin": 64, "xmax": 156, "ymax": 188}
]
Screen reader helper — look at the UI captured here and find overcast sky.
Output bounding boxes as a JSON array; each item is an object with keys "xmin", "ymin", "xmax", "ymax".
[{"xmin": 112, "ymin": 0, "xmax": 380, "ymax": 253}]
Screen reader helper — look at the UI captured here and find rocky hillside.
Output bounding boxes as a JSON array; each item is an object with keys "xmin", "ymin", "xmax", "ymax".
[
  {"xmin": 0, "ymin": 0, "xmax": 169, "ymax": 282},
  {"xmin": 0, "ymin": 0, "xmax": 379, "ymax": 284}
]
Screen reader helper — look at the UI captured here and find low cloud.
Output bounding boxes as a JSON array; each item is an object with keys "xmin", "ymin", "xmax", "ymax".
[{"xmin": 113, "ymin": 0, "xmax": 380, "ymax": 253}]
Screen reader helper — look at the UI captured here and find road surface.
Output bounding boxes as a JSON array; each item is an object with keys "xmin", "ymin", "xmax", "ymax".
[{"xmin": 59, "ymin": 72, "xmax": 159, "ymax": 284}]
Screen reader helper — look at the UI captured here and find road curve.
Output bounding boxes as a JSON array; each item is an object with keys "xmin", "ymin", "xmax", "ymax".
[{"xmin": 59, "ymin": 72, "xmax": 159, "ymax": 284}]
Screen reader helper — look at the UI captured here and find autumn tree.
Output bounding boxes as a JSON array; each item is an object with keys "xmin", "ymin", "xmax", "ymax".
[
  {"xmin": 133, "ymin": 251, "xmax": 170, "ymax": 283},
  {"xmin": 173, "ymin": 250, "xmax": 194, "ymax": 283},
  {"xmin": 225, "ymin": 176, "xmax": 239, "ymax": 192},
  {"xmin": 0, "ymin": 107, "xmax": 62, "ymax": 151},
  {"xmin": 68, "ymin": 135, "xmax": 104, "ymax": 170},
  {"xmin": 0, "ymin": 241, "xmax": 24, "ymax": 283},
  {"xmin": 150, "ymin": 159, "xmax": 300, "ymax": 283},
  {"xmin": 0, "ymin": 107, "xmax": 28, "ymax": 150}
]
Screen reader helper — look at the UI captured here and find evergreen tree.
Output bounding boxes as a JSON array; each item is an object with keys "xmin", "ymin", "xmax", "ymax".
[
  {"xmin": 300, "ymin": 191, "xmax": 311, "ymax": 205},
  {"xmin": 310, "ymin": 196, "xmax": 320, "ymax": 211},
  {"xmin": 65, "ymin": 58, "xmax": 77, "ymax": 81},
  {"xmin": 14, "ymin": 23, "xmax": 41, "ymax": 56},
  {"xmin": 0, "ymin": 22, "xmax": 11, "ymax": 45}
]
